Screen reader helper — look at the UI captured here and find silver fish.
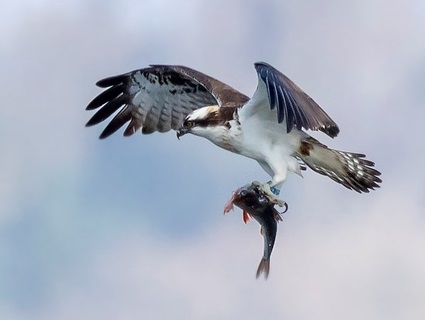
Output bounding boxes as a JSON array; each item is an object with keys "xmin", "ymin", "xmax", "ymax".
[{"xmin": 224, "ymin": 183, "xmax": 286, "ymax": 279}]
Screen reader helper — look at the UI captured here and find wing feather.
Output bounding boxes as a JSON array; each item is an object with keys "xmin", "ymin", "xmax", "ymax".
[
  {"xmin": 249, "ymin": 62, "xmax": 340, "ymax": 138},
  {"xmin": 163, "ymin": 65, "xmax": 249, "ymax": 107},
  {"xmin": 157, "ymin": 102, "xmax": 172, "ymax": 132},
  {"xmin": 86, "ymin": 84, "xmax": 125, "ymax": 111},
  {"xmin": 267, "ymin": 79, "xmax": 278, "ymax": 113},
  {"xmin": 277, "ymin": 86, "xmax": 289, "ymax": 125},
  {"xmin": 99, "ymin": 108, "xmax": 132, "ymax": 139},
  {"xmin": 86, "ymin": 65, "xmax": 249, "ymax": 139},
  {"xmin": 85, "ymin": 95, "xmax": 126, "ymax": 126}
]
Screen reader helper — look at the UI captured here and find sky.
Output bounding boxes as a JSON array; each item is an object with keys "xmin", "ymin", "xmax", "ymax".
[{"xmin": 1, "ymin": 0, "xmax": 425, "ymax": 319}]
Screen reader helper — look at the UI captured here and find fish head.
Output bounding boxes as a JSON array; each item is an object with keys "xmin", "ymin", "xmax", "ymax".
[{"xmin": 231, "ymin": 185, "xmax": 270, "ymax": 213}]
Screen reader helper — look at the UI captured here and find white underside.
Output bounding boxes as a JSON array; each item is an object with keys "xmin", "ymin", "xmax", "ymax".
[
  {"xmin": 236, "ymin": 113, "xmax": 305, "ymax": 188},
  {"xmin": 239, "ymin": 79, "xmax": 306, "ymax": 188},
  {"xmin": 196, "ymin": 108, "xmax": 307, "ymax": 189},
  {"xmin": 190, "ymin": 79, "xmax": 308, "ymax": 191}
]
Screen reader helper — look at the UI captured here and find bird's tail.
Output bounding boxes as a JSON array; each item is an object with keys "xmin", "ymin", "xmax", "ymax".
[{"xmin": 297, "ymin": 137, "xmax": 382, "ymax": 193}]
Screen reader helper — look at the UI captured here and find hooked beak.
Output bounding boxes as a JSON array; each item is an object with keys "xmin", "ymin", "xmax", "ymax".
[{"xmin": 176, "ymin": 127, "xmax": 190, "ymax": 140}]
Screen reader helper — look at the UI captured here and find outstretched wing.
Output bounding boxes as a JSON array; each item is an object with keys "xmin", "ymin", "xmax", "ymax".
[
  {"xmin": 240, "ymin": 62, "xmax": 340, "ymax": 138},
  {"xmin": 86, "ymin": 65, "xmax": 249, "ymax": 139}
]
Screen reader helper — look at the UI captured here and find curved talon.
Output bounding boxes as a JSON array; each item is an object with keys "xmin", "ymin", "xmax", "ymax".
[{"xmin": 281, "ymin": 202, "xmax": 288, "ymax": 213}]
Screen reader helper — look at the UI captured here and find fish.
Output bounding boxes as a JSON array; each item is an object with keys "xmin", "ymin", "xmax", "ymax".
[{"xmin": 224, "ymin": 183, "xmax": 287, "ymax": 279}]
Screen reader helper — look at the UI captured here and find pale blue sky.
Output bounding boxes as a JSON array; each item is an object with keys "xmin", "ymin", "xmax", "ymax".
[{"xmin": 1, "ymin": 1, "xmax": 425, "ymax": 319}]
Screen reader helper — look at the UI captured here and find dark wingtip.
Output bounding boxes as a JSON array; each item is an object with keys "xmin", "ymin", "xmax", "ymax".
[
  {"xmin": 99, "ymin": 125, "xmax": 121, "ymax": 139},
  {"xmin": 98, "ymin": 131, "xmax": 111, "ymax": 140},
  {"xmin": 86, "ymin": 96, "xmax": 126, "ymax": 127},
  {"xmin": 86, "ymin": 84, "xmax": 125, "ymax": 111},
  {"xmin": 254, "ymin": 61, "xmax": 273, "ymax": 70},
  {"xmin": 95, "ymin": 74, "xmax": 127, "ymax": 88},
  {"xmin": 320, "ymin": 125, "xmax": 340, "ymax": 138},
  {"xmin": 96, "ymin": 109, "xmax": 133, "ymax": 139},
  {"xmin": 85, "ymin": 118, "xmax": 97, "ymax": 127}
]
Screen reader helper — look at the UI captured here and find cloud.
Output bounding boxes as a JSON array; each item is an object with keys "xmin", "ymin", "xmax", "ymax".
[{"xmin": 2, "ymin": 189, "xmax": 423, "ymax": 320}]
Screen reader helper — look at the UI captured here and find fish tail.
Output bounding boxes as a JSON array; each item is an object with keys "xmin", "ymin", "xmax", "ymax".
[{"xmin": 256, "ymin": 258, "xmax": 270, "ymax": 279}]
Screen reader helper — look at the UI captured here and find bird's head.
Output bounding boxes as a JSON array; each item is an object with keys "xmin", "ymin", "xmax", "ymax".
[{"xmin": 177, "ymin": 105, "xmax": 224, "ymax": 140}]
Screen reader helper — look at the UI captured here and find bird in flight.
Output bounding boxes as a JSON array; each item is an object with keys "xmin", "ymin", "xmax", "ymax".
[{"xmin": 86, "ymin": 62, "xmax": 381, "ymax": 204}]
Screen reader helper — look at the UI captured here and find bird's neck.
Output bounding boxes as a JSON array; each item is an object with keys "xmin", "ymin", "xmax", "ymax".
[{"xmin": 202, "ymin": 121, "xmax": 243, "ymax": 154}]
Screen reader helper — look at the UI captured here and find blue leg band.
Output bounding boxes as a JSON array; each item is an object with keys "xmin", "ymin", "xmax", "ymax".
[{"xmin": 270, "ymin": 186, "xmax": 280, "ymax": 195}]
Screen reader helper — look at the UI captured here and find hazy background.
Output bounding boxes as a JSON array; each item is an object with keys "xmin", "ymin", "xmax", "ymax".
[{"xmin": 1, "ymin": 1, "xmax": 425, "ymax": 319}]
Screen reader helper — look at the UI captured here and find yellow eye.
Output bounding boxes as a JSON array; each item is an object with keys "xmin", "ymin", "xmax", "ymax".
[{"xmin": 186, "ymin": 120, "xmax": 194, "ymax": 128}]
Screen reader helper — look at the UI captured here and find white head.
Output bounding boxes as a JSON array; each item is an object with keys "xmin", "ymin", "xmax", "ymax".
[
  {"xmin": 177, "ymin": 105, "xmax": 226, "ymax": 139},
  {"xmin": 176, "ymin": 105, "xmax": 242, "ymax": 152},
  {"xmin": 187, "ymin": 106, "xmax": 219, "ymax": 122}
]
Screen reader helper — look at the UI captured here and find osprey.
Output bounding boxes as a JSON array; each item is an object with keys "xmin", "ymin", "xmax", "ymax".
[{"xmin": 86, "ymin": 62, "xmax": 381, "ymax": 203}]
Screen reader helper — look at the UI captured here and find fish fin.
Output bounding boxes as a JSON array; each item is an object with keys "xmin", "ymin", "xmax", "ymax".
[
  {"xmin": 243, "ymin": 211, "xmax": 251, "ymax": 224},
  {"xmin": 274, "ymin": 208, "xmax": 283, "ymax": 221},
  {"xmin": 223, "ymin": 199, "xmax": 234, "ymax": 214},
  {"xmin": 256, "ymin": 258, "xmax": 270, "ymax": 279}
]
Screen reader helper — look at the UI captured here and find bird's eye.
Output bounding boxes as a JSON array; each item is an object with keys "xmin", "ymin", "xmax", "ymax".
[{"xmin": 186, "ymin": 120, "xmax": 194, "ymax": 128}]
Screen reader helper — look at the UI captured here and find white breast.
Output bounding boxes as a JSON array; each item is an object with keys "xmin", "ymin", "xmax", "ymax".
[
  {"xmin": 201, "ymin": 120, "xmax": 243, "ymax": 153},
  {"xmin": 195, "ymin": 107, "xmax": 305, "ymax": 178},
  {"xmin": 236, "ymin": 108, "xmax": 306, "ymax": 176}
]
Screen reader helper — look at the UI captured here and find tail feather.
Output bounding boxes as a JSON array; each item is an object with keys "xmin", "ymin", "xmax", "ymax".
[{"xmin": 298, "ymin": 137, "xmax": 382, "ymax": 193}]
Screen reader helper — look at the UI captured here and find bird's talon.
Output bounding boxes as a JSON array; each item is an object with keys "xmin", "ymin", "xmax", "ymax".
[
  {"xmin": 275, "ymin": 199, "xmax": 286, "ymax": 207},
  {"xmin": 251, "ymin": 181, "xmax": 262, "ymax": 188},
  {"xmin": 251, "ymin": 181, "xmax": 286, "ymax": 207}
]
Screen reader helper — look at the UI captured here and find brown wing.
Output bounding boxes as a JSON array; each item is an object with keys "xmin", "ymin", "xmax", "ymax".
[
  {"xmin": 253, "ymin": 62, "xmax": 340, "ymax": 138},
  {"xmin": 86, "ymin": 65, "xmax": 249, "ymax": 139}
]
